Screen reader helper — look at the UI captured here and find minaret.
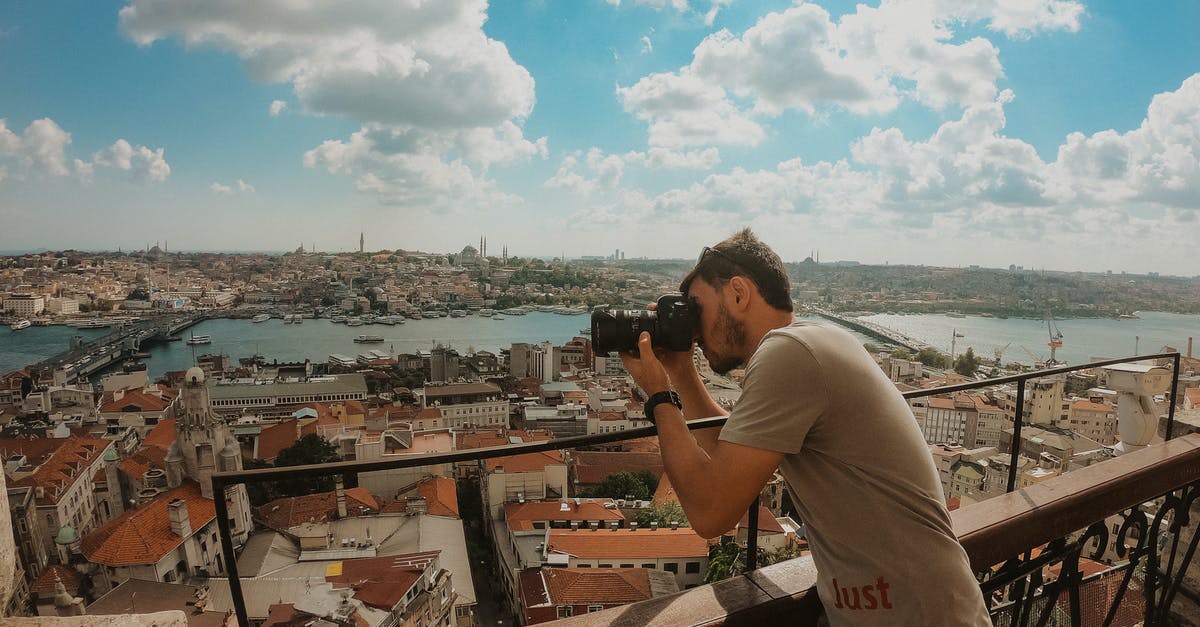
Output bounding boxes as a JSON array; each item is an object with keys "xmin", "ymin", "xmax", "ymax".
[
  {"xmin": 166, "ymin": 367, "xmax": 253, "ymax": 544},
  {"xmin": 360, "ymin": 232, "xmax": 364, "ymax": 253}
]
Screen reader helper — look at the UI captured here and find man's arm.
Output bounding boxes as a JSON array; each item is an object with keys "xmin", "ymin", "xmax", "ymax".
[
  {"xmin": 625, "ymin": 333, "xmax": 781, "ymax": 538},
  {"xmin": 658, "ymin": 348, "xmax": 725, "ymax": 454}
]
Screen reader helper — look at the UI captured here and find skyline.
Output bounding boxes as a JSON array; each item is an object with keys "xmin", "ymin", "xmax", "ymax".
[{"xmin": 1, "ymin": 1, "xmax": 1199, "ymax": 273}]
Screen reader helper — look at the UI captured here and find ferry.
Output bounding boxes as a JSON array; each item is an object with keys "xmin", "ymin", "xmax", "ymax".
[
  {"xmin": 252, "ymin": 314, "xmax": 271, "ymax": 323},
  {"xmin": 346, "ymin": 317, "xmax": 364, "ymax": 327},
  {"xmin": 353, "ymin": 334, "xmax": 385, "ymax": 343},
  {"xmin": 186, "ymin": 334, "xmax": 212, "ymax": 345},
  {"xmin": 9, "ymin": 319, "xmax": 31, "ymax": 331},
  {"xmin": 329, "ymin": 353, "xmax": 357, "ymax": 368},
  {"xmin": 331, "ymin": 315, "xmax": 348, "ymax": 323},
  {"xmin": 478, "ymin": 308, "xmax": 495, "ymax": 317},
  {"xmin": 500, "ymin": 307, "xmax": 528, "ymax": 316},
  {"xmin": 450, "ymin": 310, "xmax": 467, "ymax": 318},
  {"xmin": 492, "ymin": 315, "xmax": 506, "ymax": 321}
]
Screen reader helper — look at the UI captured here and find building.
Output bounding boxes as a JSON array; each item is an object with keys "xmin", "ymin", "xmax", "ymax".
[
  {"xmin": 79, "ymin": 367, "xmax": 253, "ymax": 593},
  {"xmin": 1069, "ymin": 399, "xmax": 1118, "ymax": 445},
  {"xmin": 206, "ymin": 374, "xmax": 369, "ymax": 419},
  {"xmin": 1000, "ymin": 424, "xmax": 1110, "ymax": 473},
  {"xmin": 1006, "ymin": 377, "xmax": 1069, "ymax": 427},
  {"xmin": 922, "ymin": 393, "xmax": 1008, "ymax": 449},
  {"xmin": 510, "ymin": 343, "xmax": 547, "ymax": 381},
  {"xmin": 543, "ymin": 527, "xmax": 711, "ymax": 590},
  {"xmin": 518, "ymin": 566, "xmax": 678, "ymax": 623},
  {"xmin": 2, "ymin": 294, "xmax": 45, "ymax": 317},
  {"xmin": 420, "ymin": 382, "xmax": 508, "ymax": 429},
  {"xmin": 1, "ymin": 435, "xmax": 116, "ymax": 561}
]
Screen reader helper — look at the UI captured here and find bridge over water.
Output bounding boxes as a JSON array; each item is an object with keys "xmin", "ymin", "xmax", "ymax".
[
  {"xmin": 34, "ymin": 314, "xmax": 205, "ymax": 383},
  {"xmin": 807, "ymin": 307, "xmax": 931, "ymax": 353}
]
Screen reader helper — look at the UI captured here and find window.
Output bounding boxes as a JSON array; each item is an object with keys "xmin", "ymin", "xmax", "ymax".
[
  {"xmin": 588, "ymin": 604, "xmax": 605, "ymax": 613},
  {"xmin": 557, "ymin": 606, "xmax": 573, "ymax": 618},
  {"xmin": 641, "ymin": 563, "xmax": 655, "ymax": 568},
  {"xmin": 685, "ymin": 562, "xmax": 700, "ymax": 574},
  {"xmin": 619, "ymin": 563, "xmax": 633, "ymax": 568},
  {"xmin": 598, "ymin": 563, "xmax": 612, "ymax": 568},
  {"xmin": 664, "ymin": 562, "xmax": 678, "ymax": 573}
]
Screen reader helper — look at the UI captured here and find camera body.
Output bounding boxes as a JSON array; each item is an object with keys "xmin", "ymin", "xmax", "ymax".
[{"xmin": 591, "ymin": 293, "xmax": 694, "ymax": 354}]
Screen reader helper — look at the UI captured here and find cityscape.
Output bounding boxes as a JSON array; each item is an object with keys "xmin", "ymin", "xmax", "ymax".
[{"xmin": 3, "ymin": 0, "xmax": 1200, "ymax": 625}]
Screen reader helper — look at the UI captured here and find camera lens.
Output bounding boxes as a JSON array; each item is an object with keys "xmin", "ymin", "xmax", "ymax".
[{"xmin": 591, "ymin": 308, "xmax": 658, "ymax": 354}]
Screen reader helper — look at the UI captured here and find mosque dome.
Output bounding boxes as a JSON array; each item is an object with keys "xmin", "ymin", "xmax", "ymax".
[
  {"xmin": 185, "ymin": 366, "xmax": 205, "ymax": 385},
  {"xmin": 103, "ymin": 448, "xmax": 119, "ymax": 463}
]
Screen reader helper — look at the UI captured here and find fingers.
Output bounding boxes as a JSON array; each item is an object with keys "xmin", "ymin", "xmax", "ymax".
[{"xmin": 637, "ymin": 331, "xmax": 655, "ymax": 360}]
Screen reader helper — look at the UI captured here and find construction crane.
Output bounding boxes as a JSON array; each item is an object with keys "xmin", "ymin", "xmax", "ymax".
[
  {"xmin": 993, "ymin": 342, "xmax": 1011, "ymax": 366},
  {"xmin": 1019, "ymin": 345, "xmax": 1045, "ymax": 368},
  {"xmin": 1046, "ymin": 313, "xmax": 1064, "ymax": 365}
]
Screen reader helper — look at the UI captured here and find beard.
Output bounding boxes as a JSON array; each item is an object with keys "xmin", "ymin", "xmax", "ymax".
[{"xmin": 703, "ymin": 301, "xmax": 746, "ymax": 375}]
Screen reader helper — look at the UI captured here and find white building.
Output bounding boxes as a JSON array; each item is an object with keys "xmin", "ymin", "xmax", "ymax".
[{"xmin": 3, "ymin": 294, "xmax": 45, "ymax": 316}]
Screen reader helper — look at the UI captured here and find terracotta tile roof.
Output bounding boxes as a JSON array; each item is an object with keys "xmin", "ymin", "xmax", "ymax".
[
  {"xmin": 118, "ymin": 445, "xmax": 168, "ymax": 481},
  {"xmin": 652, "ymin": 474, "xmax": 678, "ymax": 506},
  {"xmin": 378, "ymin": 476, "xmax": 459, "ymax": 517},
  {"xmin": 572, "ymin": 451, "xmax": 664, "ymax": 485},
  {"xmin": 1072, "ymin": 400, "xmax": 1113, "ymax": 413},
  {"xmin": 520, "ymin": 567, "xmax": 654, "ymax": 607},
  {"xmin": 419, "ymin": 476, "xmax": 458, "ymax": 517},
  {"xmin": 324, "ymin": 551, "xmax": 440, "ymax": 611},
  {"xmin": 505, "ymin": 500, "xmax": 623, "ymax": 531},
  {"xmin": 927, "ymin": 396, "xmax": 957, "ymax": 410},
  {"xmin": 257, "ymin": 419, "xmax": 299, "ymax": 461},
  {"xmin": 31, "ymin": 564, "xmax": 82, "ymax": 597},
  {"xmin": 80, "ymin": 481, "xmax": 217, "ymax": 566},
  {"xmin": 5, "ymin": 435, "xmax": 112, "ymax": 505},
  {"xmin": 735, "ymin": 505, "xmax": 785, "ymax": 534},
  {"xmin": 546, "ymin": 528, "xmax": 709, "ymax": 560},
  {"xmin": 484, "ymin": 450, "xmax": 565, "ymax": 474},
  {"xmin": 99, "ymin": 389, "xmax": 169, "ymax": 413},
  {"xmin": 256, "ymin": 486, "xmax": 380, "ymax": 531},
  {"xmin": 416, "ymin": 407, "xmax": 442, "ymax": 420},
  {"xmin": 142, "ymin": 418, "xmax": 177, "ymax": 449}
]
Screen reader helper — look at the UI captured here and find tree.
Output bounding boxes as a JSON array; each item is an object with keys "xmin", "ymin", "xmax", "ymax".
[
  {"xmin": 634, "ymin": 501, "xmax": 688, "ymax": 528},
  {"xmin": 272, "ymin": 434, "xmax": 343, "ymax": 497},
  {"xmin": 580, "ymin": 471, "xmax": 657, "ymax": 501},
  {"xmin": 953, "ymin": 347, "xmax": 982, "ymax": 377},
  {"xmin": 915, "ymin": 347, "xmax": 949, "ymax": 368}
]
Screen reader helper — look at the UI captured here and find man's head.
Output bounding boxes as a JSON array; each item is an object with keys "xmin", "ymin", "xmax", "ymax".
[
  {"xmin": 681, "ymin": 228, "xmax": 793, "ymax": 374},
  {"xmin": 681, "ymin": 228, "xmax": 793, "ymax": 313}
]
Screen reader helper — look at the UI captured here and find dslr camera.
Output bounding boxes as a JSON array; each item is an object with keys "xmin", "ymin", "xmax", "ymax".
[{"xmin": 591, "ymin": 293, "xmax": 694, "ymax": 354}]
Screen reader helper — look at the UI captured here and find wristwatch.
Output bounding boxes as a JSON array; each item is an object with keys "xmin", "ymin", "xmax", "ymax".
[{"xmin": 643, "ymin": 390, "xmax": 682, "ymax": 423}]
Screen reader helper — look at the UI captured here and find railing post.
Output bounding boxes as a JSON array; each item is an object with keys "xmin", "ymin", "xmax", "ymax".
[
  {"xmin": 746, "ymin": 496, "xmax": 760, "ymax": 572},
  {"xmin": 213, "ymin": 476, "xmax": 249, "ymax": 627},
  {"xmin": 1167, "ymin": 353, "xmax": 1180, "ymax": 441},
  {"xmin": 1007, "ymin": 378, "xmax": 1026, "ymax": 493}
]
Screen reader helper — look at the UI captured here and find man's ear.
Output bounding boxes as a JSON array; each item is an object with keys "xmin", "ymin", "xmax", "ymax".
[{"xmin": 728, "ymin": 276, "xmax": 753, "ymax": 312}]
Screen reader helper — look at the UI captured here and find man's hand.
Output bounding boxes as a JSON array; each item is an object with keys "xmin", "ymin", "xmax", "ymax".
[{"xmin": 620, "ymin": 331, "xmax": 672, "ymax": 395}]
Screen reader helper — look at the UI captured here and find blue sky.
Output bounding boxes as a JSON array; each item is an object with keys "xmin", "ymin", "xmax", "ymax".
[{"xmin": 1, "ymin": 0, "xmax": 1198, "ymax": 274}]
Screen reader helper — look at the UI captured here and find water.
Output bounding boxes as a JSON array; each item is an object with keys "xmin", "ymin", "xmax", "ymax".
[
  {"xmin": 11, "ymin": 311, "xmax": 1183, "ymax": 378},
  {"xmin": 856, "ymin": 311, "xmax": 1199, "ymax": 365},
  {"xmin": 1, "ymin": 313, "xmax": 868, "ymax": 379}
]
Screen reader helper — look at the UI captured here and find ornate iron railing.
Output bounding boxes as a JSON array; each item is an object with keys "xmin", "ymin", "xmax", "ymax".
[{"xmin": 212, "ymin": 352, "xmax": 1185, "ymax": 626}]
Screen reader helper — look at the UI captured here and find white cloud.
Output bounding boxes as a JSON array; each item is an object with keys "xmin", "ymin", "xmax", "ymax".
[
  {"xmin": 544, "ymin": 146, "xmax": 721, "ymax": 195},
  {"xmin": 0, "ymin": 119, "xmax": 169, "ymax": 184},
  {"xmin": 617, "ymin": 70, "xmax": 765, "ymax": 147},
  {"xmin": 704, "ymin": 0, "xmax": 733, "ymax": 26},
  {"xmin": 210, "ymin": 182, "xmax": 233, "ymax": 194},
  {"xmin": 641, "ymin": 35, "xmax": 653, "ymax": 55},
  {"xmin": 93, "ymin": 139, "xmax": 172, "ymax": 182},
  {"xmin": 120, "ymin": 0, "xmax": 540, "ymax": 209},
  {"xmin": 269, "ymin": 99, "xmax": 287, "ymax": 116},
  {"xmin": 236, "ymin": 179, "xmax": 255, "ymax": 192},
  {"xmin": 619, "ymin": 0, "xmax": 1082, "ymax": 149},
  {"xmin": 607, "ymin": 0, "xmax": 689, "ymax": 9}
]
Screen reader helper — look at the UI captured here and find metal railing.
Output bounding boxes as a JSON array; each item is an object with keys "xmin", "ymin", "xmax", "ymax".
[{"xmin": 212, "ymin": 351, "xmax": 1181, "ymax": 626}]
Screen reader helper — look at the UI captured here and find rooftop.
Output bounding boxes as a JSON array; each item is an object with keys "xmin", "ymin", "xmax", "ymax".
[
  {"xmin": 546, "ymin": 528, "xmax": 710, "ymax": 560},
  {"xmin": 80, "ymin": 481, "xmax": 216, "ymax": 566}
]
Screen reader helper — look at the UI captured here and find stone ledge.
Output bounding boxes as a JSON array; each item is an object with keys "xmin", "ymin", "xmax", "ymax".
[{"xmin": 0, "ymin": 610, "xmax": 189, "ymax": 626}]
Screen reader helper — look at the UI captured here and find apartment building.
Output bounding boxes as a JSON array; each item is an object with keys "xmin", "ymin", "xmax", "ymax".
[
  {"xmin": 518, "ymin": 566, "xmax": 678, "ymax": 623},
  {"xmin": 1069, "ymin": 399, "xmax": 1118, "ymax": 445},
  {"xmin": 544, "ymin": 527, "xmax": 711, "ymax": 590},
  {"xmin": 1, "ymin": 435, "xmax": 116, "ymax": 559},
  {"xmin": 2, "ymin": 294, "xmax": 45, "ymax": 316},
  {"xmin": 421, "ymin": 382, "xmax": 508, "ymax": 429}
]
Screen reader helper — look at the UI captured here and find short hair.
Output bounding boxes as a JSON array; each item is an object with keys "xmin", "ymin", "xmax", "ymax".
[{"xmin": 681, "ymin": 228, "xmax": 793, "ymax": 312}]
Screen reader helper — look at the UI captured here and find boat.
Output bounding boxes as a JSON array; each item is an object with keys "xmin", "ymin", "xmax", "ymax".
[
  {"xmin": 252, "ymin": 314, "xmax": 271, "ymax": 323},
  {"xmin": 331, "ymin": 315, "xmax": 347, "ymax": 323},
  {"xmin": 450, "ymin": 310, "xmax": 467, "ymax": 318},
  {"xmin": 346, "ymin": 317, "xmax": 364, "ymax": 327},
  {"xmin": 478, "ymin": 308, "xmax": 495, "ymax": 317},
  {"xmin": 76, "ymin": 319, "xmax": 112, "ymax": 329},
  {"xmin": 492, "ymin": 315, "xmax": 506, "ymax": 321},
  {"xmin": 945, "ymin": 311, "xmax": 966, "ymax": 318},
  {"xmin": 186, "ymin": 334, "xmax": 211, "ymax": 345},
  {"xmin": 353, "ymin": 334, "xmax": 385, "ymax": 343},
  {"xmin": 9, "ymin": 319, "xmax": 31, "ymax": 331},
  {"xmin": 579, "ymin": 328, "xmax": 591, "ymax": 335}
]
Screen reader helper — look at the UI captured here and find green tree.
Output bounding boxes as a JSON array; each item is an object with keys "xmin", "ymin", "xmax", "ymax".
[
  {"xmin": 953, "ymin": 347, "xmax": 982, "ymax": 376},
  {"xmin": 634, "ymin": 501, "xmax": 688, "ymax": 528},
  {"xmin": 581, "ymin": 471, "xmax": 657, "ymax": 501},
  {"xmin": 273, "ymin": 434, "xmax": 343, "ymax": 497},
  {"xmin": 915, "ymin": 347, "xmax": 949, "ymax": 368}
]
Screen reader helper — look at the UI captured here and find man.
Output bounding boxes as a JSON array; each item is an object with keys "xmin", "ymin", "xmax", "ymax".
[{"xmin": 620, "ymin": 228, "xmax": 989, "ymax": 625}]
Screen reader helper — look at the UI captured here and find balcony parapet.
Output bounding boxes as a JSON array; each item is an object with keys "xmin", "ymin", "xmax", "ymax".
[{"xmin": 554, "ymin": 433, "xmax": 1200, "ymax": 625}]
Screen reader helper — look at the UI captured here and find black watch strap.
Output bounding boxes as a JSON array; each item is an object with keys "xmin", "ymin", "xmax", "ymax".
[{"xmin": 643, "ymin": 390, "xmax": 682, "ymax": 423}]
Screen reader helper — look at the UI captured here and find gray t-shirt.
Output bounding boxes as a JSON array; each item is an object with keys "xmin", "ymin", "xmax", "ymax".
[{"xmin": 719, "ymin": 322, "xmax": 989, "ymax": 626}]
